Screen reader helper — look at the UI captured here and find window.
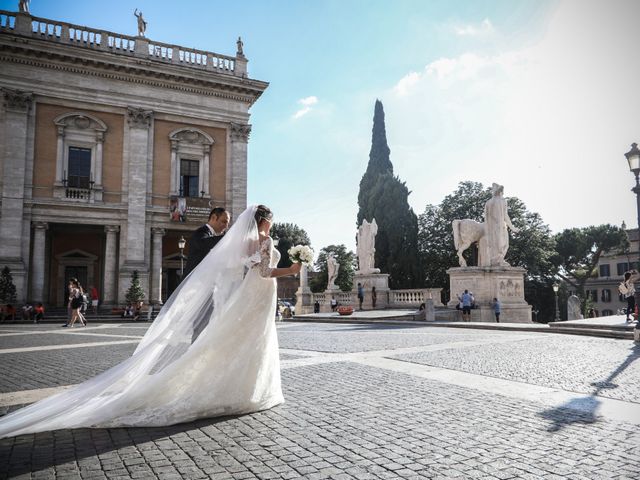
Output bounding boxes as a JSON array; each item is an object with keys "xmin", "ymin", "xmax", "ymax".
[
  {"xmin": 67, "ymin": 147, "xmax": 91, "ymax": 188},
  {"xmin": 602, "ymin": 309, "xmax": 613, "ymax": 316},
  {"xmin": 599, "ymin": 264, "xmax": 610, "ymax": 277},
  {"xmin": 601, "ymin": 289, "xmax": 611, "ymax": 302},
  {"xmin": 618, "ymin": 263, "xmax": 627, "ymax": 276},
  {"xmin": 589, "ymin": 289, "xmax": 598, "ymax": 303},
  {"xmin": 179, "ymin": 159, "xmax": 199, "ymax": 197}
]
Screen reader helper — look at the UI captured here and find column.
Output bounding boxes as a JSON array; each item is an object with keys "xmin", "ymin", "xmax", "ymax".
[
  {"xmin": 0, "ymin": 89, "xmax": 33, "ymax": 302},
  {"xmin": 170, "ymin": 139, "xmax": 178, "ymax": 195},
  {"xmin": 31, "ymin": 222, "xmax": 48, "ymax": 302},
  {"xmin": 124, "ymin": 107, "xmax": 152, "ymax": 264},
  {"xmin": 151, "ymin": 228, "xmax": 165, "ymax": 305},
  {"xmin": 93, "ymin": 131, "xmax": 104, "ymax": 201},
  {"xmin": 103, "ymin": 225, "xmax": 120, "ymax": 305},
  {"xmin": 228, "ymin": 123, "xmax": 251, "ymax": 220},
  {"xmin": 55, "ymin": 126, "xmax": 65, "ymax": 184},
  {"xmin": 118, "ymin": 107, "xmax": 153, "ymax": 304},
  {"xmin": 201, "ymin": 145, "xmax": 211, "ymax": 197}
]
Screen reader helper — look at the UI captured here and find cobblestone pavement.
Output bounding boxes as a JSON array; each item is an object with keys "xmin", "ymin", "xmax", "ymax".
[{"xmin": 0, "ymin": 322, "xmax": 639, "ymax": 479}]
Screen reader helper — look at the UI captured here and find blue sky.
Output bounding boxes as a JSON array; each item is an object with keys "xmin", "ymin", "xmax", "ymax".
[{"xmin": 4, "ymin": 0, "xmax": 640, "ymax": 255}]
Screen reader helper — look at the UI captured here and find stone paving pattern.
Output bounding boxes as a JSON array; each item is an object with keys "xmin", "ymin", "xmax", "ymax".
[
  {"xmin": 0, "ymin": 323, "xmax": 639, "ymax": 479},
  {"xmin": 277, "ymin": 324, "xmax": 518, "ymax": 353},
  {"xmin": 392, "ymin": 335, "xmax": 640, "ymax": 402}
]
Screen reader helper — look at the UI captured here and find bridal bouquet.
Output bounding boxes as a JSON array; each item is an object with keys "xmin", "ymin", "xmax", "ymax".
[{"xmin": 288, "ymin": 245, "xmax": 314, "ymax": 265}]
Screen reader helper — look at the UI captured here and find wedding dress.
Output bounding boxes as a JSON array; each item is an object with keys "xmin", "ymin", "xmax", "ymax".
[{"xmin": 0, "ymin": 205, "xmax": 283, "ymax": 438}]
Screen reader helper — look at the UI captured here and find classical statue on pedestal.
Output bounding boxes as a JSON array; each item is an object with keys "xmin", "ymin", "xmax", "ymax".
[
  {"xmin": 356, "ymin": 218, "xmax": 380, "ymax": 274},
  {"xmin": 452, "ymin": 183, "xmax": 519, "ymax": 267},
  {"xmin": 18, "ymin": 0, "xmax": 30, "ymax": 14},
  {"xmin": 236, "ymin": 36, "xmax": 244, "ymax": 57},
  {"xmin": 134, "ymin": 9, "xmax": 147, "ymax": 37},
  {"xmin": 327, "ymin": 253, "xmax": 339, "ymax": 290}
]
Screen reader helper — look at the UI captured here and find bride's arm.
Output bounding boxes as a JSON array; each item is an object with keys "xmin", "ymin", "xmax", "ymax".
[
  {"xmin": 269, "ymin": 263, "xmax": 302, "ymax": 278},
  {"xmin": 256, "ymin": 237, "xmax": 302, "ymax": 278}
]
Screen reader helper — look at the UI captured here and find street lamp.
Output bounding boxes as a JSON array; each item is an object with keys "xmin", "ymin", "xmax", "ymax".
[
  {"xmin": 178, "ymin": 235, "xmax": 186, "ymax": 278},
  {"xmin": 625, "ymin": 142, "xmax": 640, "ymax": 267},
  {"xmin": 552, "ymin": 282, "xmax": 560, "ymax": 322}
]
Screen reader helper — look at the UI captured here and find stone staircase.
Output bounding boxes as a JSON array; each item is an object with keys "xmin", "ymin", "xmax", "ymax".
[
  {"xmin": 5, "ymin": 306, "xmax": 160, "ymax": 324},
  {"xmin": 547, "ymin": 316, "xmax": 635, "ymax": 340}
]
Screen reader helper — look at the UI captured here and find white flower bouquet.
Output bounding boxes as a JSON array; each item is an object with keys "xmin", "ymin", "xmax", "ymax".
[{"xmin": 288, "ymin": 244, "xmax": 314, "ymax": 265}]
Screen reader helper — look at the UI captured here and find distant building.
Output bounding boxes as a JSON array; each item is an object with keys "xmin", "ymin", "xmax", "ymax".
[
  {"xmin": 582, "ymin": 227, "xmax": 638, "ymax": 317},
  {"xmin": 0, "ymin": 8, "xmax": 267, "ymax": 305}
]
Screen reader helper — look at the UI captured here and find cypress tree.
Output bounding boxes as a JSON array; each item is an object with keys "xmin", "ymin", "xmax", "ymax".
[{"xmin": 357, "ymin": 100, "xmax": 421, "ymax": 288}]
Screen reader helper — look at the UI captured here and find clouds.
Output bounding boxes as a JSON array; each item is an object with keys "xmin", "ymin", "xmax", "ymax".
[
  {"xmin": 383, "ymin": 0, "xmax": 640, "ymax": 233},
  {"xmin": 453, "ymin": 18, "xmax": 495, "ymax": 37},
  {"xmin": 292, "ymin": 96, "xmax": 318, "ymax": 119}
]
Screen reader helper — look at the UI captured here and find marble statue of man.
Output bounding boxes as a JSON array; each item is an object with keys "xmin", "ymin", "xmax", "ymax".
[
  {"xmin": 134, "ymin": 9, "xmax": 147, "ymax": 37},
  {"xmin": 19, "ymin": 0, "xmax": 29, "ymax": 13},
  {"xmin": 483, "ymin": 183, "xmax": 519, "ymax": 267},
  {"xmin": 357, "ymin": 219, "xmax": 379, "ymax": 274},
  {"xmin": 236, "ymin": 37, "xmax": 244, "ymax": 57},
  {"xmin": 567, "ymin": 295, "xmax": 582, "ymax": 320},
  {"xmin": 327, "ymin": 253, "xmax": 340, "ymax": 290}
]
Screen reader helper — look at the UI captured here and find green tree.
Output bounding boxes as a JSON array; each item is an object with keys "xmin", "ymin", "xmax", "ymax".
[
  {"xmin": 0, "ymin": 266, "xmax": 17, "ymax": 304},
  {"xmin": 309, "ymin": 245, "xmax": 357, "ymax": 293},
  {"xmin": 271, "ymin": 223, "xmax": 311, "ymax": 268},
  {"xmin": 125, "ymin": 270, "xmax": 145, "ymax": 304},
  {"xmin": 357, "ymin": 100, "xmax": 420, "ymax": 288},
  {"xmin": 554, "ymin": 225, "xmax": 628, "ymax": 302}
]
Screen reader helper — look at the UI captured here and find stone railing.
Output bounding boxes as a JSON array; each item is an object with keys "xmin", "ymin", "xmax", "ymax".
[
  {"xmin": 313, "ymin": 291, "xmax": 356, "ymax": 305},
  {"xmin": 389, "ymin": 289, "xmax": 443, "ymax": 308},
  {"xmin": 65, "ymin": 187, "xmax": 91, "ymax": 200},
  {"xmin": 0, "ymin": 10, "xmax": 242, "ymax": 76}
]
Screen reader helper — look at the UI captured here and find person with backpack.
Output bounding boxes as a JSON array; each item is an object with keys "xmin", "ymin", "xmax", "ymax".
[{"xmin": 619, "ymin": 269, "xmax": 640, "ymax": 323}]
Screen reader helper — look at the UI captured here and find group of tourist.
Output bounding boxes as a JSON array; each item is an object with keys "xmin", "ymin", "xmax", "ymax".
[{"xmin": 0, "ymin": 303, "xmax": 45, "ymax": 323}]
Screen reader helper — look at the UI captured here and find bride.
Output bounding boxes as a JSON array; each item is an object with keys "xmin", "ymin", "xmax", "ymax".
[{"xmin": 0, "ymin": 204, "xmax": 301, "ymax": 438}]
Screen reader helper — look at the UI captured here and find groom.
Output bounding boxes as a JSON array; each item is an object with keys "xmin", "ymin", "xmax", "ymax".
[{"xmin": 183, "ymin": 207, "xmax": 231, "ymax": 278}]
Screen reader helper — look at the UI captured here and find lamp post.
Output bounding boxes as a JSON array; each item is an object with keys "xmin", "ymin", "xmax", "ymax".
[
  {"xmin": 178, "ymin": 235, "xmax": 186, "ymax": 278},
  {"xmin": 624, "ymin": 143, "xmax": 640, "ymax": 268},
  {"xmin": 552, "ymin": 282, "xmax": 560, "ymax": 322}
]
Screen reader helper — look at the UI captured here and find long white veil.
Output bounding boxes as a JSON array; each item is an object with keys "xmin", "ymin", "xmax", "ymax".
[{"xmin": 0, "ymin": 205, "xmax": 261, "ymax": 438}]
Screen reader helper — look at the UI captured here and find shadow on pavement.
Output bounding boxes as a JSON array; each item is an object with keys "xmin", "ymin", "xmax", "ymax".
[
  {"xmin": 539, "ymin": 343, "xmax": 640, "ymax": 432},
  {"xmin": 0, "ymin": 414, "xmax": 238, "ymax": 477}
]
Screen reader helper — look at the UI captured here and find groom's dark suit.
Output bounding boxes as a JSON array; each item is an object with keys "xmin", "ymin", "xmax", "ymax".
[{"xmin": 184, "ymin": 224, "xmax": 224, "ymax": 278}]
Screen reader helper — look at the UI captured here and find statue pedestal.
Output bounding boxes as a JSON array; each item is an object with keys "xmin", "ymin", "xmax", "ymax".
[
  {"xmin": 294, "ymin": 265, "xmax": 314, "ymax": 315},
  {"xmin": 447, "ymin": 266, "xmax": 532, "ymax": 323},
  {"xmin": 353, "ymin": 273, "xmax": 389, "ymax": 309}
]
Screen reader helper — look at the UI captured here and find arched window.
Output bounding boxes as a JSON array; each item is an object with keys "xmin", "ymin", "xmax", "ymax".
[
  {"xmin": 53, "ymin": 112, "xmax": 107, "ymax": 201},
  {"xmin": 168, "ymin": 128, "xmax": 214, "ymax": 198}
]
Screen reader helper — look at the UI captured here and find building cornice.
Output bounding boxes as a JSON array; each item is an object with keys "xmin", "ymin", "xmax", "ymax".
[{"xmin": 0, "ymin": 38, "xmax": 269, "ymax": 105}]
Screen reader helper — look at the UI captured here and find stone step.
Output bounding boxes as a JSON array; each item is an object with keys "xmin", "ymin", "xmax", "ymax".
[{"xmin": 548, "ymin": 321, "xmax": 634, "ymax": 332}]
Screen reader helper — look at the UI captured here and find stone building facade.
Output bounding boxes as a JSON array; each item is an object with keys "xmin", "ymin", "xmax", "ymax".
[
  {"xmin": 0, "ymin": 8, "xmax": 267, "ymax": 306},
  {"xmin": 582, "ymin": 227, "xmax": 639, "ymax": 317}
]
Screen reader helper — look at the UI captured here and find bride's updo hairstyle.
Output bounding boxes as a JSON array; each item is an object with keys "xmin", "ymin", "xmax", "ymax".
[{"xmin": 255, "ymin": 205, "xmax": 273, "ymax": 226}]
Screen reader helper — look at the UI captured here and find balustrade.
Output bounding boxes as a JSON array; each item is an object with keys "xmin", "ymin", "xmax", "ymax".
[
  {"xmin": 0, "ymin": 9, "xmax": 239, "ymax": 75},
  {"xmin": 65, "ymin": 187, "xmax": 90, "ymax": 200},
  {"xmin": 0, "ymin": 13, "xmax": 15, "ymax": 30}
]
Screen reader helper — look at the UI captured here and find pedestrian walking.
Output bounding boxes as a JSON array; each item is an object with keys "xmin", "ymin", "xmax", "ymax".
[
  {"xmin": 357, "ymin": 283, "xmax": 364, "ymax": 310},
  {"xmin": 492, "ymin": 298, "xmax": 501, "ymax": 323},
  {"xmin": 619, "ymin": 269, "xmax": 640, "ymax": 323},
  {"xmin": 371, "ymin": 286, "xmax": 377, "ymax": 309},
  {"xmin": 65, "ymin": 279, "xmax": 86, "ymax": 328}
]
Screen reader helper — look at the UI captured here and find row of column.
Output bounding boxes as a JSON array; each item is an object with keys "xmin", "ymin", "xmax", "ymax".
[{"xmin": 29, "ymin": 222, "xmax": 168, "ymax": 305}]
